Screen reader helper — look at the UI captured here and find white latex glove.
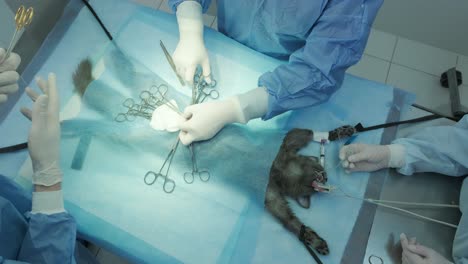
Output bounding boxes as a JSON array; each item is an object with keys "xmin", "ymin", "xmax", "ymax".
[
  {"xmin": 20, "ymin": 73, "xmax": 62, "ymax": 186},
  {"xmin": 178, "ymin": 87, "xmax": 269, "ymax": 145},
  {"xmin": 339, "ymin": 143, "xmax": 405, "ymax": 172},
  {"xmin": 400, "ymin": 233, "xmax": 453, "ymax": 264},
  {"xmin": 0, "ymin": 48, "xmax": 21, "ymax": 104},
  {"xmin": 173, "ymin": 1, "xmax": 211, "ymax": 85}
]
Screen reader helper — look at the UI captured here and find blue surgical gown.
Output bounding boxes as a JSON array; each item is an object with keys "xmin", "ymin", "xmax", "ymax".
[
  {"xmin": 0, "ymin": 175, "xmax": 76, "ymax": 264},
  {"xmin": 169, "ymin": 0, "xmax": 383, "ymax": 119},
  {"xmin": 392, "ymin": 116, "xmax": 468, "ymax": 263}
]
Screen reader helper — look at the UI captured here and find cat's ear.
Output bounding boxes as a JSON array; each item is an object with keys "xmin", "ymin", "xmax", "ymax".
[{"xmin": 296, "ymin": 195, "xmax": 311, "ymax": 209}]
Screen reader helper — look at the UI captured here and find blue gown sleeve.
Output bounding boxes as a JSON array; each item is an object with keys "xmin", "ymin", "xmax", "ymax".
[
  {"xmin": 258, "ymin": 0, "xmax": 383, "ymax": 119},
  {"xmin": 0, "ymin": 258, "xmax": 28, "ymax": 264},
  {"xmin": 17, "ymin": 212, "xmax": 77, "ymax": 264},
  {"xmin": 392, "ymin": 116, "xmax": 468, "ymax": 176},
  {"xmin": 168, "ymin": 0, "xmax": 213, "ymax": 13},
  {"xmin": 453, "ymin": 178, "xmax": 468, "ymax": 264}
]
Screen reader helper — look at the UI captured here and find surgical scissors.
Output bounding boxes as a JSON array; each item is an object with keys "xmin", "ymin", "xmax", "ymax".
[
  {"xmin": 0, "ymin": 6, "xmax": 34, "ymax": 64},
  {"xmin": 183, "ymin": 144, "xmax": 210, "ymax": 184},
  {"xmin": 114, "ymin": 111, "xmax": 139, "ymax": 122},
  {"xmin": 144, "ymin": 138, "xmax": 180, "ymax": 193},
  {"xmin": 115, "ymin": 98, "xmax": 152, "ymax": 122},
  {"xmin": 196, "ymin": 87, "xmax": 220, "ymax": 103},
  {"xmin": 160, "ymin": 40, "xmax": 185, "ymax": 86},
  {"xmin": 147, "ymin": 84, "xmax": 181, "ymax": 114}
]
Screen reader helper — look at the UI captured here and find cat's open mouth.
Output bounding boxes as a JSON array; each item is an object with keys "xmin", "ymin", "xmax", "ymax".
[{"xmin": 311, "ymin": 181, "xmax": 335, "ymax": 193}]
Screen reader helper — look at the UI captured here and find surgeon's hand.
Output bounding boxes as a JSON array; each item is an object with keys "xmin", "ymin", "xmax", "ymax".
[
  {"xmin": 173, "ymin": 1, "xmax": 211, "ymax": 85},
  {"xmin": 0, "ymin": 48, "xmax": 21, "ymax": 104},
  {"xmin": 400, "ymin": 233, "xmax": 453, "ymax": 264},
  {"xmin": 21, "ymin": 73, "xmax": 62, "ymax": 187},
  {"xmin": 178, "ymin": 98, "xmax": 244, "ymax": 145},
  {"xmin": 339, "ymin": 143, "xmax": 405, "ymax": 172},
  {"xmin": 177, "ymin": 87, "xmax": 269, "ymax": 145}
]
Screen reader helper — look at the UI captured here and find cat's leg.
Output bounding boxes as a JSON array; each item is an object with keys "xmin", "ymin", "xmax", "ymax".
[
  {"xmin": 265, "ymin": 181, "xmax": 329, "ymax": 255},
  {"xmin": 328, "ymin": 125, "xmax": 356, "ymax": 141},
  {"xmin": 282, "ymin": 129, "xmax": 313, "ymax": 152}
]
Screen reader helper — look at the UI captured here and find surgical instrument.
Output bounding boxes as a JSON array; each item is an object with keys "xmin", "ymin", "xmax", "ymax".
[
  {"xmin": 115, "ymin": 83, "xmax": 184, "ymax": 122},
  {"xmin": 319, "ymin": 139, "xmax": 325, "ymax": 167},
  {"xmin": 160, "ymin": 40, "xmax": 185, "ymax": 86},
  {"xmin": 0, "ymin": 5, "xmax": 34, "ymax": 64},
  {"xmin": 368, "ymin": 255, "xmax": 384, "ymax": 264},
  {"xmin": 192, "ymin": 71, "xmax": 216, "ymax": 103},
  {"xmin": 196, "ymin": 87, "xmax": 219, "ymax": 103},
  {"xmin": 114, "ymin": 111, "xmax": 139, "ymax": 122},
  {"xmin": 147, "ymin": 84, "xmax": 181, "ymax": 114},
  {"xmin": 183, "ymin": 144, "xmax": 210, "ymax": 184},
  {"xmin": 144, "ymin": 138, "xmax": 180, "ymax": 193},
  {"xmin": 115, "ymin": 98, "xmax": 152, "ymax": 122}
]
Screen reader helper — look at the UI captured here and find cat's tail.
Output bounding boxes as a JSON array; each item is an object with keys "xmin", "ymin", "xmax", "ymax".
[{"xmin": 72, "ymin": 58, "xmax": 94, "ymax": 97}]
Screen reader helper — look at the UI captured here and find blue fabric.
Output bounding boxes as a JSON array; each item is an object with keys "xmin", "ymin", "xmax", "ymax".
[
  {"xmin": 0, "ymin": 175, "xmax": 77, "ymax": 264},
  {"xmin": 393, "ymin": 115, "xmax": 468, "ymax": 176},
  {"xmin": 453, "ymin": 178, "xmax": 468, "ymax": 264},
  {"xmin": 18, "ymin": 213, "xmax": 77, "ymax": 264},
  {"xmin": 29, "ymin": 9, "xmax": 412, "ymax": 263},
  {"xmin": 168, "ymin": 0, "xmax": 383, "ymax": 119},
  {"xmin": 5, "ymin": 1, "xmax": 414, "ymax": 263}
]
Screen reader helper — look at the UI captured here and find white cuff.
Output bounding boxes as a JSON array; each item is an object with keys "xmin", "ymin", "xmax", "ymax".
[
  {"xmin": 388, "ymin": 144, "xmax": 406, "ymax": 168},
  {"xmin": 31, "ymin": 190, "xmax": 65, "ymax": 215},
  {"xmin": 313, "ymin": 132, "xmax": 329, "ymax": 143},
  {"xmin": 236, "ymin": 87, "xmax": 269, "ymax": 123},
  {"xmin": 32, "ymin": 162, "xmax": 63, "ymax": 186}
]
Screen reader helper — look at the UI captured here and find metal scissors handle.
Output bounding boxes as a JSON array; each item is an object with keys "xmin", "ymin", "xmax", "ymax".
[
  {"xmin": 197, "ymin": 88, "xmax": 220, "ymax": 103},
  {"xmin": 114, "ymin": 112, "xmax": 137, "ymax": 122},
  {"xmin": 160, "ymin": 40, "xmax": 185, "ymax": 86},
  {"xmin": 15, "ymin": 6, "xmax": 34, "ymax": 30},
  {"xmin": 123, "ymin": 98, "xmax": 138, "ymax": 109},
  {"xmin": 0, "ymin": 6, "xmax": 34, "ymax": 64},
  {"xmin": 144, "ymin": 138, "xmax": 180, "ymax": 193},
  {"xmin": 144, "ymin": 171, "xmax": 176, "ymax": 194},
  {"xmin": 183, "ymin": 144, "xmax": 210, "ymax": 184}
]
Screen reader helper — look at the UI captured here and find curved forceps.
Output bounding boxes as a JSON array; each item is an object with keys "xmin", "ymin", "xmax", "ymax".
[
  {"xmin": 114, "ymin": 111, "xmax": 137, "ymax": 122},
  {"xmin": 0, "ymin": 6, "xmax": 34, "ymax": 64},
  {"xmin": 183, "ymin": 144, "xmax": 210, "ymax": 184},
  {"xmin": 147, "ymin": 84, "xmax": 181, "ymax": 114},
  {"xmin": 197, "ymin": 87, "xmax": 219, "ymax": 103},
  {"xmin": 144, "ymin": 138, "xmax": 180, "ymax": 193}
]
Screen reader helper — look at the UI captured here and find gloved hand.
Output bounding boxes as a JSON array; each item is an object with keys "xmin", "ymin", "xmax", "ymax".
[
  {"xmin": 339, "ymin": 143, "xmax": 406, "ymax": 172},
  {"xmin": 400, "ymin": 233, "xmax": 453, "ymax": 264},
  {"xmin": 178, "ymin": 87, "xmax": 269, "ymax": 145},
  {"xmin": 0, "ymin": 48, "xmax": 21, "ymax": 104},
  {"xmin": 173, "ymin": 1, "xmax": 211, "ymax": 85},
  {"xmin": 20, "ymin": 73, "xmax": 62, "ymax": 187}
]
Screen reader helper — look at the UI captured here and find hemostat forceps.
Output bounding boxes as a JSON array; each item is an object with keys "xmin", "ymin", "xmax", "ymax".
[
  {"xmin": 196, "ymin": 87, "xmax": 219, "ymax": 103},
  {"xmin": 183, "ymin": 144, "xmax": 210, "ymax": 184},
  {"xmin": 144, "ymin": 138, "xmax": 180, "ymax": 193},
  {"xmin": 145, "ymin": 84, "xmax": 181, "ymax": 114},
  {"xmin": 115, "ymin": 98, "xmax": 150, "ymax": 122}
]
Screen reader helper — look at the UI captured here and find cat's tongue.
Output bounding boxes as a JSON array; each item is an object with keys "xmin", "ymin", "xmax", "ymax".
[{"xmin": 312, "ymin": 181, "xmax": 335, "ymax": 193}]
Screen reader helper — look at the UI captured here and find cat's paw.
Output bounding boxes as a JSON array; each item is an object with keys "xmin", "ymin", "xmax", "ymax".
[
  {"xmin": 329, "ymin": 125, "xmax": 356, "ymax": 141},
  {"xmin": 303, "ymin": 226, "xmax": 329, "ymax": 255}
]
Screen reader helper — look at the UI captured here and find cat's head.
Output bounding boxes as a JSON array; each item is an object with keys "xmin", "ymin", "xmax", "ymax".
[{"xmin": 303, "ymin": 156, "xmax": 327, "ymax": 186}]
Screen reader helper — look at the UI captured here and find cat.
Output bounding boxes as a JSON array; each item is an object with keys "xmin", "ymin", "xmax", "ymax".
[{"xmin": 265, "ymin": 125, "xmax": 356, "ymax": 256}]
